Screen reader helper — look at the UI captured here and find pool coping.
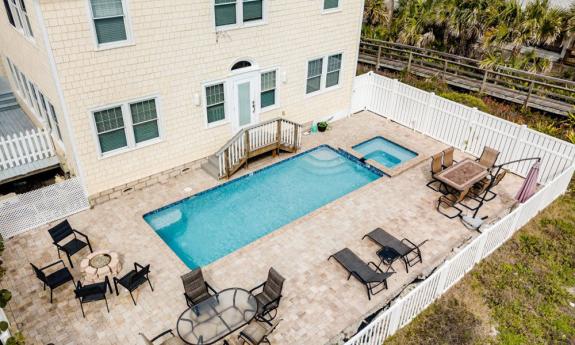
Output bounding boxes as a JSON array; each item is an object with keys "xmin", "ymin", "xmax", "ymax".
[
  {"xmin": 343, "ymin": 136, "xmax": 429, "ymax": 177},
  {"xmin": 143, "ymin": 144, "xmax": 385, "ymax": 219}
]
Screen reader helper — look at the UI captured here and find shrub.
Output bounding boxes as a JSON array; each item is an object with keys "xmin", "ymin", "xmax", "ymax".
[{"xmin": 438, "ymin": 91, "xmax": 490, "ymax": 113}]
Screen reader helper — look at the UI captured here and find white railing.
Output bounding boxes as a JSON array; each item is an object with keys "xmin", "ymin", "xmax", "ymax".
[
  {"xmin": 215, "ymin": 118, "xmax": 302, "ymax": 178},
  {"xmin": 0, "ymin": 128, "xmax": 55, "ymax": 170},
  {"xmin": 0, "ymin": 177, "xmax": 90, "ymax": 239},
  {"xmin": 343, "ymin": 73, "xmax": 575, "ymax": 345}
]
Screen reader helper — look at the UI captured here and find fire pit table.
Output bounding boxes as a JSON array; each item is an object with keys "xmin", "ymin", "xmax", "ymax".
[{"xmin": 80, "ymin": 250, "xmax": 122, "ymax": 282}]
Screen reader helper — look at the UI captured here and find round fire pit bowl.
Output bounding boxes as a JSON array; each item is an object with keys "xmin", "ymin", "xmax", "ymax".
[{"xmin": 80, "ymin": 250, "xmax": 122, "ymax": 283}]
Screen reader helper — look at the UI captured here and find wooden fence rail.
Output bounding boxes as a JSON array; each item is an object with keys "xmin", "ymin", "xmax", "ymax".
[{"xmin": 358, "ymin": 39, "xmax": 575, "ymax": 117}]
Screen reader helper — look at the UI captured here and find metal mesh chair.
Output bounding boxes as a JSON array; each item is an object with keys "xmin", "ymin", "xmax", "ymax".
[
  {"xmin": 476, "ymin": 146, "xmax": 500, "ymax": 170},
  {"xmin": 181, "ymin": 268, "xmax": 218, "ymax": 310},
  {"xmin": 47, "ymin": 220, "xmax": 93, "ymax": 268},
  {"xmin": 426, "ymin": 153, "xmax": 444, "ymax": 192},
  {"xmin": 250, "ymin": 268, "xmax": 285, "ymax": 322}
]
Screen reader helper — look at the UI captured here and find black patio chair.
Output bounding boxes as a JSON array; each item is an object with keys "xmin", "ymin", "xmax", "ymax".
[
  {"xmin": 140, "ymin": 329, "xmax": 185, "ymax": 345},
  {"xmin": 181, "ymin": 268, "xmax": 218, "ymax": 311},
  {"xmin": 328, "ymin": 248, "xmax": 393, "ymax": 300},
  {"xmin": 362, "ymin": 228, "xmax": 424, "ymax": 273},
  {"xmin": 238, "ymin": 319, "xmax": 282, "ymax": 345},
  {"xmin": 47, "ymin": 220, "xmax": 93, "ymax": 268},
  {"xmin": 113, "ymin": 262, "xmax": 153, "ymax": 305},
  {"xmin": 30, "ymin": 260, "xmax": 74, "ymax": 303},
  {"xmin": 250, "ymin": 267, "xmax": 285, "ymax": 322},
  {"xmin": 74, "ymin": 276, "xmax": 112, "ymax": 318}
]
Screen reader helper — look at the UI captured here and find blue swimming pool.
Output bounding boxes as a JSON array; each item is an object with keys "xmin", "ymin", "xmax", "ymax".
[
  {"xmin": 144, "ymin": 146, "xmax": 382, "ymax": 269},
  {"xmin": 352, "ymin": 136, "xmax": 417, "ymax": 169}
]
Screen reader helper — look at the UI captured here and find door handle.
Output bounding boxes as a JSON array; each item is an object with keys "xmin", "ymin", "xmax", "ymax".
[{"xmin": 252, "ymin": 101, "xmax": 255, "ymax": 113}]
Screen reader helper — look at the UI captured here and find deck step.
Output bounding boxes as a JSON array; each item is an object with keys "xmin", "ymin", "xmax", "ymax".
[
  {"xmin": 0, "ymin": 92, "xmax": 14, "ymax": 101},
  {"xmin": 201, "ymin": 157, "xmax": 221, "ymax": 179}
]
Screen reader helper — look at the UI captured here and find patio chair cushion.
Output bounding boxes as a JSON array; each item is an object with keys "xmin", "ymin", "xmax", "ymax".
[
  {"xmin": 240, "ymin": 322, "xmax": 267, "ymax": 344},
  {"xmin": 262, "ymin": 268, "xmax": 284, "ymax": 300}
]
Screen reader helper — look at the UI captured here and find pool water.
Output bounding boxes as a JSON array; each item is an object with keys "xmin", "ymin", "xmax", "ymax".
[
  {"xmin": 144, "ymin": 146, "xmax": 382, "ymax": 269},
  {"xmin": 352, "ymin": 136, "xmax": 417, "ymax": 168}
]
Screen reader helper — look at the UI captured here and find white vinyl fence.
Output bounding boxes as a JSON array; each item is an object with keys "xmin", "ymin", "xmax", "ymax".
[
  {"xmin": 344, "ymin": 73, "xmax": 575, "ymax": 345},
  {"xmin": 0, "ymin": 128, "xmax": 55, "ymax": 170},
  {"xmin": 0, "ymin": 177, "xmax": 89, "ymax": 239}
]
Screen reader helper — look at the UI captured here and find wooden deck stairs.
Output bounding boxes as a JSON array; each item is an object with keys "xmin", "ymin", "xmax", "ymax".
[{"xmin": 202, "ymin": 118, "xmax": 303, "ymax": 179}]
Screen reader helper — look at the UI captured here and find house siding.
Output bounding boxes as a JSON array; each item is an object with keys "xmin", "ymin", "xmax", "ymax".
[{"xmin": 40, "ymin": 0, "xmax": 363, "ymax": 197}]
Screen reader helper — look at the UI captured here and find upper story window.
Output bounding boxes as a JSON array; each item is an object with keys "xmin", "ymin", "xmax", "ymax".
[
  {"xmin": 89, "ymin": 0, "xmax": 129, "ymax": 46},
  {"xmin": 323, "ymin": 0, "xmax": 340, "ymax": 11},
  {"xmin": 306, "ymin": 53, "xmax": 342, "ymax": 95},
  {"xmin": 5, "ymin": 0, "xmax": 33, "ymax": 38},
  {"xmin": 215, "ymin": 0, "xmax": 264, "ymax": 29},
  {"xmin": 231, "ymin": 60, "xmax": 252, "ymax": 70}
]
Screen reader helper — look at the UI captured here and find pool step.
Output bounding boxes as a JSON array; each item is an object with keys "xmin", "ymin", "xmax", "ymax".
[{"xmin": 201, "ymin": 155, "xmax": 221, "ymax": 179}]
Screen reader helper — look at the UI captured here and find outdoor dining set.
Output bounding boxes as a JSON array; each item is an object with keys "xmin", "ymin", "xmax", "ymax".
[
  {"xmin": 427, "ymin": 146, "xmax": 507, "ymax": 220},
  {"xmin": 28, "ymin": 219, "xmax": 285, "ymax": 345}
]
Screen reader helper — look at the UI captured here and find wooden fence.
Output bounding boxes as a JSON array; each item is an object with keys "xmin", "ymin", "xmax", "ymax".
[
  {"xmin": 344, "ymin": 73, "xmax": 575, "ymax": 345},
  {"xmin": 0, "ymin": 128, "xmax": 55, "ymax": 170},
  {"xmin": 358, "ymin": 39, "xmax": 575, "ymax": 117}
]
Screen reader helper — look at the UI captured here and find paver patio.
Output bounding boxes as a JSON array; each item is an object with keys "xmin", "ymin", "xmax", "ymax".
[{"xmin": 2, "ymin": 112, "xmax": 524, "ymax": 345}]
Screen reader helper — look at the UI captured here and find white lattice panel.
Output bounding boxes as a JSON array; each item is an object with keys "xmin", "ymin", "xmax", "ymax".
[{"xmin": 0, "ymin": 177, "xmax": 89, "ymax": 239}]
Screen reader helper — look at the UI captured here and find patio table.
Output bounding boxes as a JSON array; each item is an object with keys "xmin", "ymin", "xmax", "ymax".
[
  {"xmin": 177, "ymin": 287, "xmax": 258, "ymax": 345},
  {"xmin": 435, "ymin": 158, "xmax": 488, "ymax": 191}
]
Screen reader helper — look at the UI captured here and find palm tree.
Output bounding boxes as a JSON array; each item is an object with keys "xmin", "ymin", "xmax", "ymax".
[{"xmin": 364, "ymin": 0, "xmax": 390, "ymax": 27}]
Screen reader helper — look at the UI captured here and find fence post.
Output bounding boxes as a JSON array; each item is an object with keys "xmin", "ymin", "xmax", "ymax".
[
  {"xmin": 420, "ymin": 92, "xmax": 436, "ymax": 135},
  {"xmin": 442, "ymin": 60, "xmax": 448, "ymax": 80},
  {"xmin": 463, "ymin": 107, "xmax": 479, "ymax": 153},
  {"xmin": 387, "ymin": 79, "xmax": 400, "ymax": 120},
  {"xmin": 523, "ymin": 81, "xmax": 535, "ymax": 108},
  {"xmin": 407, "ymin": 51, "xmax": 413, "ymax": 72},
  {"xmin": 509, "ymin": 125, "xmax": 528, "ymax": 174},
  {"xmin": 473, "ymin": 233, "xmax": 488, "ymax": 264},
  {"xmin": 480, "ymin": 70, "xmax": 489, "ymax": 93},
  {"xmin": 376, "ymin": 46, "xmax": 382, "ymax": 71}
]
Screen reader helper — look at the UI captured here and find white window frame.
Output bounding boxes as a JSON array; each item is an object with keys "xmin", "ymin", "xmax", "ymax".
[
  {"xmin": 86, "ymin": 0, "xmax": 134, "ymax": 51},
  {"xmin": 7, "ymin": 0, "xmax": 34, "ymax": 39},
  {"xmin": 305, "ymin": 52, "xmax": 343, "ymax": 97},
  {"xmin": 214, "ymin": 0, "xmax": 267, "ymax": 32},
  {"xmin": 45, "ymin": 101, "xmax": 64, "ymax": 143},
  {"xmin": 203, "ymin": 80, "xmax": 229, "ymax": 129},
  {"xmin": 260, "ymin": 68, "xmax": 279, "ymax": 113},
  {"xmin": 321, "ymin": 0, "xmax": 341, "ymax": 13},
  {"xmin": 90, "ymin": 95, "xmax": 163, "ymax": 158}
]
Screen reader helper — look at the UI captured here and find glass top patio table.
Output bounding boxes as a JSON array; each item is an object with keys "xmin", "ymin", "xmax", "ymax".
[{"xmin": 177, "ymin": 288, "xmax": 258, "ymax": 345}]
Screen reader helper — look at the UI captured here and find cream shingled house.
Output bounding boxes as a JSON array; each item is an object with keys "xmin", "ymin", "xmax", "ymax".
[{"xmin": 0, "ymin": 0, "xmax": 364, "ymax": 203}]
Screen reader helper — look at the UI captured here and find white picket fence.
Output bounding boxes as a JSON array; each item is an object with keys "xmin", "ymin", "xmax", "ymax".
[
  {"xmin": 0, "ymin": 128, "xmax": 55, "ymax": 170},
  {"xmin": 344, "ymin": 73, "xmax": 575, "ymax": 345},
  {"xmin": 0, "ymin": 177, "xmax": 89, "ymax": 239}
]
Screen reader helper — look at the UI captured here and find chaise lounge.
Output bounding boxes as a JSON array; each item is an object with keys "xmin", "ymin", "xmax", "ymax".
[
  {"xmin": 328, "ymin": 248, "xmax": 393, "ymax": 300},
  {"xmin": 362, "ymin": 228, "xmax": 423, "ymax": 273}
]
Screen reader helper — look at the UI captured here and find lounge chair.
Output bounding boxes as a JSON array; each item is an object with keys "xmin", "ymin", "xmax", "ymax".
[
  {"xmin": 74, "ymin": 276, "xmax": 112, "ymax": 318},
  {"xmin": 250, "ymin": 267, "xmax": 285, "ymax": 321},
  {"xmin": 442, "ymin": 147, "xmax": 455, "ymax": 169},
  {"xmin": 140, "ymin": 330, "xmax": 185, "ymax": 345},
  {"xmin": 476, "ymin": 146, "xmax": 500, "ymax": 170},
  {"xmin": 181, "ymin": 268, "xmax": 218, "ymax": 311},
  {"xmin": 362, "ymin": 228, "xmax": 423, "ymax": 273},
  {"xmin": 426, "ymin": 153, "xmax": 444, "ymax": 192},
  {"xmin": 30, "ymin": 260, "xmax": 74, "ymax": 303},
  {"xmin": 238, "ymin": 319, "xmax": 281, "ymax": 345},
  {"xmin": 328, "ymin": 248, "xmax": 393, "ymax": 300},
  {"xmin": 437, "ymin": 188, "xmax": 470, "ymax": 219},
  {"xmin": 113, "ymin": 262, "xmax": 153, "ymax": 305},
  {"xmin": 48, "ymin": 220, "xmax": 93, "ymax": 268}
]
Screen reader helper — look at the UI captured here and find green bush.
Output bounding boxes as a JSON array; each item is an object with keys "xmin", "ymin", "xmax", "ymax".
[{"xmin": 438, "ymin": 91, "xmax": 490, "ymax": 113}]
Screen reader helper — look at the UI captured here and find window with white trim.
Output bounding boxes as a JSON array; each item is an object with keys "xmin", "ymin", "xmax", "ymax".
[
  {"xmin": 92, "ymin": 98, "xmax": 160, "ymax": 155},
  {"xmin": 323, "ymin": 0, "xmax": 339, "ymax": 10},
  {"xmin": 89, "ymin": 0, "xmax": 128, "ymax": 45},
  {"xmin": 6, "ymin": 0, "xmax": 33, "ymax": 37},
  {"xmin": 306, "ymin": 53, "xmax": 342, "ymax": 95},
  {"xmin": 47, "ymin": 102, "xmax": 63, "ymax": 141},
  {"xmin": 215, "ymin": 0, "xmax": 264, "ymax": 28},
  {"xmin": 260, "ymin": 70, "xmax": 276, "ymax": 109},
  {"xmin": 205, "ymin": 83, "xmax": 226, "ymax": 125}
]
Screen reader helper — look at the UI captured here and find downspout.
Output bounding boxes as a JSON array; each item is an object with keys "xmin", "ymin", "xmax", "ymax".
[{"xmin": 32, "ymin": 0, "xmax": 88, "ymax": 196}]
